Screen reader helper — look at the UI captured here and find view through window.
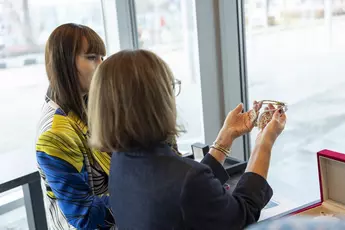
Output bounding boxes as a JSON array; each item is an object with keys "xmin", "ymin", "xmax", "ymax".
[{"xmin": 244, "ymin": 0, "xmax": 345, "ymax": 217}]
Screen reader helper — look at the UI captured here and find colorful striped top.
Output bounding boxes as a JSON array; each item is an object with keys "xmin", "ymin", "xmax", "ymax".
[{"xmin": 36, "ymin": 99, "xmax": 115, "ymax": 229}]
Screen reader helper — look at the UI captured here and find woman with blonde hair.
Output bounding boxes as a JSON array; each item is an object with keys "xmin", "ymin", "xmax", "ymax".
[{"xmin": 88, "ymin": 49, "xmax": 287, "ymax": 230}]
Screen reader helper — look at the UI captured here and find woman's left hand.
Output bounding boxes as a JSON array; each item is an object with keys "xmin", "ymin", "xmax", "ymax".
[{"xmin": 218, "ymin": 101, "xmax": 262, "ymax": 143}]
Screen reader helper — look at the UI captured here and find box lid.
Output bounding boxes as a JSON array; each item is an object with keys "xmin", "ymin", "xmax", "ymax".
[{"xmin": 318, "ymin": 150, "xmax": 345, "ymax": 205}]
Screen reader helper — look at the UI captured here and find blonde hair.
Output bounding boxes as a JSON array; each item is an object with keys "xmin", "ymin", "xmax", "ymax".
[{"xmin": 88, "ymin": 49, "xmax": 179, "ymax": 152}]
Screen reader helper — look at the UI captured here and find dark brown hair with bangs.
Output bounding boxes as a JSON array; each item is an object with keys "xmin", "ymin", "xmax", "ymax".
[{"xmin": 45, "ymin": 23, "xmax": 106, "ymax": 122}]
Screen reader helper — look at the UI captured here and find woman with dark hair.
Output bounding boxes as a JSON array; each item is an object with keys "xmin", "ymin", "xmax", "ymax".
[
  {"xmin": 88, "ymin": 49, "xmax": 287, "ymax": 230},
  {"xmin": 36, "ymin": 23, "xmax": 115, "ymax": 229}
]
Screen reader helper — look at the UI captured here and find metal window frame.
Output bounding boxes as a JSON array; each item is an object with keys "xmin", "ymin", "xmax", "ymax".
[
  {"xmin": 101, "ymin": 0, "xmax": 121, "ymax": 54},
  {"xmin": 218, "ymin": 0, "xmax": 250, "ymax": 160},
  {"xmin": 194, "ymin": 0, "xmax": 225, "ymax": 149},
  {"xmin": 194, "ymin": 0, "xmax": 249, "ymax": 160},
  {"xmin": 116, "ymin": 0, "xmax": 139, "ymax": 50}
]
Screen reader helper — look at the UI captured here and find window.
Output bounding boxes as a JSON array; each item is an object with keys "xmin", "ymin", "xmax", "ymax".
[
  {"xmin": 0, "ymin": 0, "xmax": 119, "ymax": 227},
  {"xmin": 244, "ymin": 0, "xmax": 345, "ymax": 217},
  {"xmin": 135, "ymin": 0, "xmax": 204, "ymax": 153}
]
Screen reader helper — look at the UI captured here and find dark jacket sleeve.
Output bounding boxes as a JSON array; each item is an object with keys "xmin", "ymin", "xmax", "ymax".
[
  {"xmin": 180, "ymin": 154, "xmax": 273, "ymax": 230},
  {"xmin": 201, "ymin": 153, "xmax": 230, "ymax": 184}
]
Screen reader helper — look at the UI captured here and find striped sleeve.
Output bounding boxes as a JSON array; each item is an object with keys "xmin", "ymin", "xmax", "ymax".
[{"xmin": 36, "ymin": 130, "xmax": 114, "ymax": 229}]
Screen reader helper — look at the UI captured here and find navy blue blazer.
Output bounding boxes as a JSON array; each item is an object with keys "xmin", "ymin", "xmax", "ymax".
[{"xmin": 109, "ymin": 145, "xmax": 273, "ymax": 230}]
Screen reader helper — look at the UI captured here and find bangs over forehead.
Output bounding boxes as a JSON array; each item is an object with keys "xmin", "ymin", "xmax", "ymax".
[{"xmin": 79, "ymin": 26, "xmax": 106, "ymax": 56}]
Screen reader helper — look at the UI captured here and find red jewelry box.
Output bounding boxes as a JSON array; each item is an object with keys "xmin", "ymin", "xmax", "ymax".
[{"xmin": 292, "ymin": 149, "xmax": 345, "ymax": 217}]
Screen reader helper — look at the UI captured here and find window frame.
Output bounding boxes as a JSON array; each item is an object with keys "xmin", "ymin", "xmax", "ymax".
[{"xmin": 116, "ymin": 0, "xmax": 139, "ymax": 49}]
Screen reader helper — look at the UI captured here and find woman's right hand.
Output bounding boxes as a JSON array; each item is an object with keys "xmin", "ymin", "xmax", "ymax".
[
  {"xmin": 256, "ymin": 104, "xmax": 287, "ymax": 147},
  {"xmin": 245, "ymin": 104, "xmax": 287, "ymax": 178}
]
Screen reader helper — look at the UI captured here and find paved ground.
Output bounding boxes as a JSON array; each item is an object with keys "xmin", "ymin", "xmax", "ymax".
[{"xmin": 2, "ymin": 16, "xmax": 345, "ymax": 228}]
